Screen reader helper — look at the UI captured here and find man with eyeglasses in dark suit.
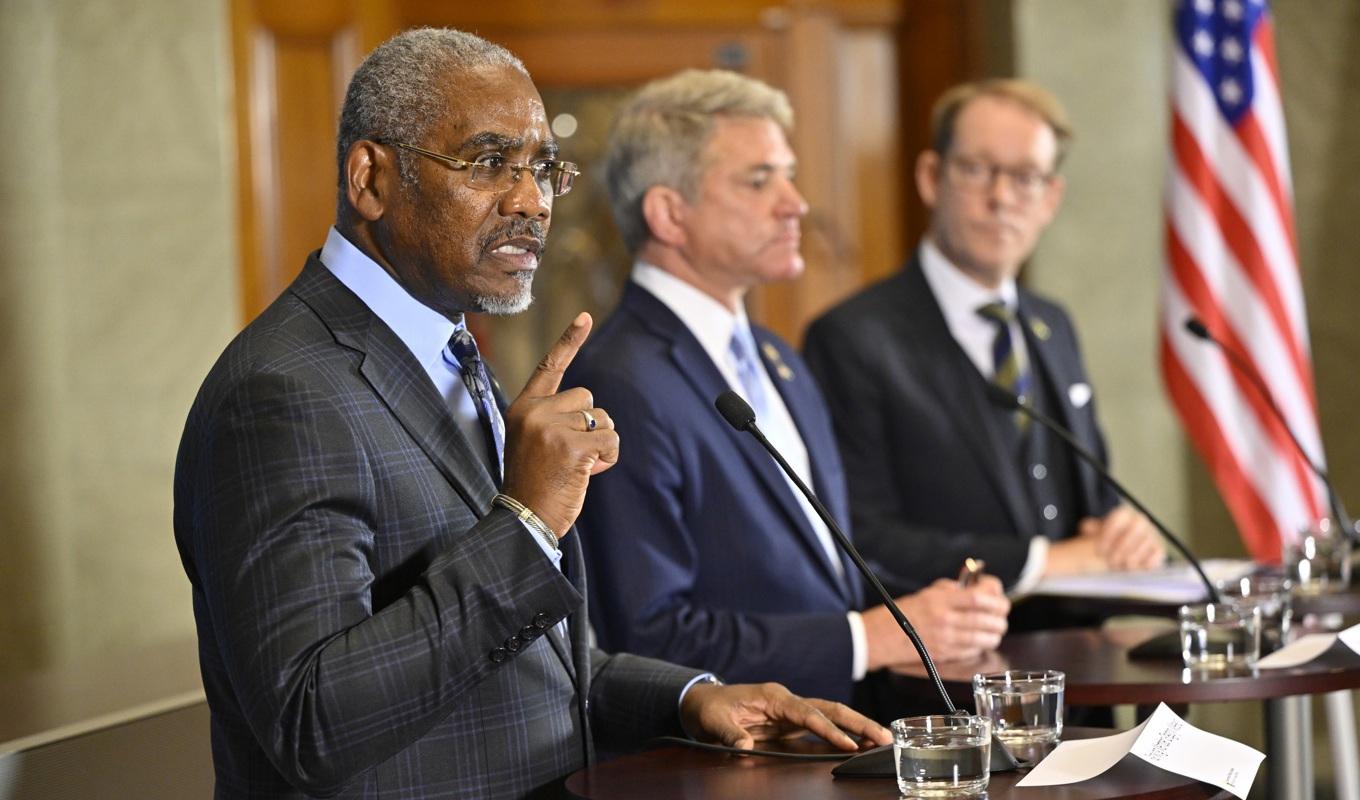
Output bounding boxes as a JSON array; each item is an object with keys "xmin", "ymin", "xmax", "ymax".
[{"xmin": 804, "ymin": 79, "xmax": 1165, "ymax": 623}]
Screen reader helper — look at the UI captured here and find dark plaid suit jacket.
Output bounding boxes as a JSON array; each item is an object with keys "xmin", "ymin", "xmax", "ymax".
[{"xmin": 174, "ymin": 255, "xmax": 699, "ymax": 799}]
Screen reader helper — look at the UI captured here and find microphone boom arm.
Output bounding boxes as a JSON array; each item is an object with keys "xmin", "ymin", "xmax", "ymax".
[
  {"xmin": 739, "ymin": 421, "xmax": 959, "ymax": 714},
  {"xmin": 991, "ymin": 386, "xmax": 1222, "ymax": 604}
]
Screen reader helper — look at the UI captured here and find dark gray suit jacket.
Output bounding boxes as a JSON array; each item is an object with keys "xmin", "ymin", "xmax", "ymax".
[
  {"xmin": 804, "ymin": 255, "xmax": 1118, "ymax": 595},
  {"xmin": 174, "ymin": 255, "xmax": 699, "ymax": 799}
]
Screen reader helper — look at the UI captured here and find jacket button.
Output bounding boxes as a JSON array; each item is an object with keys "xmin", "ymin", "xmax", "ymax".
[
  {"xmin": 520, "ymin": 625, "xmax": 538, "ymax": 638},
  {"xmin": 505, "ymin": 635, "xmax": 523, "ymax": 652},
  {"xmin": 533, "ymin": 612, "xmax": 552, "ymax": 629},
  {"xmin": 489, "ymin": 647, "xmax": 508, "ymax": 663}
]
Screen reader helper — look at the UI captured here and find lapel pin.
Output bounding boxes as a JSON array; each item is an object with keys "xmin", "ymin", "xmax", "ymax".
[
  {"xmin": 1030, "ymin": 317, "xmax": 1052, "ymax": 341},
  {"xmin": 760, "ymin": 341, "xmax": 795, "ymax": 381}
]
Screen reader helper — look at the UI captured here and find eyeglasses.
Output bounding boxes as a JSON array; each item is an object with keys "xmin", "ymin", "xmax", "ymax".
[
  {"xmin": 944, "ymin": 155, "xmax": 1055, "ymax": 200},
  {"xmin": 390, "ymin": 142, "xmax": 580, "ymax": 197}
]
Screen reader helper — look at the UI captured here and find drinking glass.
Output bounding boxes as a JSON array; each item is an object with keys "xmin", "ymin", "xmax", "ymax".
[
  {"xmin": 892, "ymin": 714, "xmax": 991, "ymax": 798},
  {"xmin": 972, "ymin": 669, "xmax": 1064, "ymax": 745},
  {"xmin": 1215, "ymin": 575, "xmax": 1292, "ymax": 653},
  {"xmin": 1180, "ymin": 602, "xmax": 1261, "ymax": 670},
  {"xmin": 1284, "ymin": 520, "xmax": 1352, "ymax": 595}
]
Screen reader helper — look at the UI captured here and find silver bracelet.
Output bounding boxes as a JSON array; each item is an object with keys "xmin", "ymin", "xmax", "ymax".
[{"xmin": 492, "ymin": 493, "xmax": 560, "ymax": 552}]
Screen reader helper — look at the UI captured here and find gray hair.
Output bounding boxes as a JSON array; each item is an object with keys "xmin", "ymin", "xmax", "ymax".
[
  {"xmin": 335, "ymin": 27, "xmax": 528, "ymax": 212},
  {"xmin": 604, "ymin": 69, "xmax": 794, "ymax": 253}
]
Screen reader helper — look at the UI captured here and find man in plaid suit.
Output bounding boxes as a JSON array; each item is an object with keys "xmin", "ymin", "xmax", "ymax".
[{"xmin": 173, "ymin": 27, "xmax": 887, "ymax": 799}]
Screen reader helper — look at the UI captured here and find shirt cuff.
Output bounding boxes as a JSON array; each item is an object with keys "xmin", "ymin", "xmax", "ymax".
[
  {"xmin": 847, "ymin": 611, "xmax": 868, "ymax": 681},
  {"xmin": 678, "ymin": 673, "xmax": 722, "ymax": 739},
  {"xmin": 1009, "ymin": 537, "xmax": 1050, "ymax": 597}
]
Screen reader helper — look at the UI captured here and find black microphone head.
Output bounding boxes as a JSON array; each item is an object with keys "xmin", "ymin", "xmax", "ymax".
[
  {"xmin": 715, "ymin": 391, "xmax": 756, "ymax": 431},
  {"xmin": 1183, "ymin": 316, "xmax": 1211, "ymax": 340},
  {"xmin": 983, "ymin": 381, "xmax": 1022, "ymax": 411}
]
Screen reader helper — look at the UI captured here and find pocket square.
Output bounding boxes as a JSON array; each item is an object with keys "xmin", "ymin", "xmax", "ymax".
[{"xmin": 1068, "ymin": 382, "xmax": 1092, "ymax": 409}]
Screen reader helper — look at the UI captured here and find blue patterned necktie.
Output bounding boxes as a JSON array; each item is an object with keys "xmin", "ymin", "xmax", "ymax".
[
  {"xmin": 977, "ymin": 301, "xmax": 1031, "ymax": 434},
  {"xmin": 448, "ymin": 326, "xmax": 505, "ymax": 479},
  {"xmin": 730, "ymin": 325, "xmax": 770, "ymax": 422}
]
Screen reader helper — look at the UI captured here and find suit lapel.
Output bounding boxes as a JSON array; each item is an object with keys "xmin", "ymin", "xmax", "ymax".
[
  {"xmin": 292, "ymin": 258, "xmax": 581, "ymax": 682},
  {"xmin": 754, "ymin": 331, "xmax": 858, "ymax": 606},
  {"xmin": 896, "ymin": 262, "xmax": 1034, "ymax": 537},
  {"xmin": 620, "ymin": 283, "xmax": 851, "ymax": 595},
  {"xmin": 1017, "ymin": 296, "xmax": 1105, "ymax": 512}
]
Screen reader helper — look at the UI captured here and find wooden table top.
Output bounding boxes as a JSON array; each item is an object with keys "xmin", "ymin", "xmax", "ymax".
[
  {"xmin": 566, "ymin": 728, "xmax": 1229, "ymax": 799},
  {"xmin": 1025, "ymin": 583, "xmax": 1360, "ymax": 620},
  {"xmin": 890, "ymin": 622, "xmax": 1360, "ymax": 706}
]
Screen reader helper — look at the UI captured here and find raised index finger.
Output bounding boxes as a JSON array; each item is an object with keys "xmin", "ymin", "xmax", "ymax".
[{"xmin": 520, "ymin": 312, "xmax": 592, "ymax": 399}]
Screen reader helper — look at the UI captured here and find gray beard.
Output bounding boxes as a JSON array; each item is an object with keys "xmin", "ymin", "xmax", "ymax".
[{"xmin": 472, "ymin": 273, "xmax": 534, "ymax": 316}]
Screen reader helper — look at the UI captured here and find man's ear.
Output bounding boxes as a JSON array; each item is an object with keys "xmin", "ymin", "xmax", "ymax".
[
  {"xmin": 915, "ymin": 150, "xmax": 942, "ymax": 210},
  {"xmin": 640, "ymin": 185, "xmax": 690, "ymax": 248},
  {"xmin": 344, "ymin": 140, "xmax": 394, "ymax": 222}
]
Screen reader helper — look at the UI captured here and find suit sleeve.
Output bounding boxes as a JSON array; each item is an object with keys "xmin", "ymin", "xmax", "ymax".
[
  {"xmin": 179, "ymin": 370, "xmax": 581, "ymax": 795},
  {"xmin": 585, "ymin": 648, "xmax": 703, "ymax": 749},
  {"xmin": 803, "ymin": 320, "xmax": 1034, "ymax": 594},
  {"xmin": 572, "ymin": 371, "xmax": 856, "ymax": 701}
]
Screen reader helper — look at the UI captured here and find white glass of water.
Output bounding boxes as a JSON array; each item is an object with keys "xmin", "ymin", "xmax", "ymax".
[
  {"xmin": 1285, "ymin": 520, "xmax": 1352, "ymax": 595},
  {"xmin": 972, "ymin": 669, "xmax": 1064, "ymax": 745},
  {"xmin": 891, "ymin": 714, "xmax": 990, "ymax": 798},
  {"xmin": 1215, "ymin": 575, "xmax": 1293, "ymax": 653},
  {"xmin": 1180, "ymin": 602, "xmax": 1261, "ymax": 670}
]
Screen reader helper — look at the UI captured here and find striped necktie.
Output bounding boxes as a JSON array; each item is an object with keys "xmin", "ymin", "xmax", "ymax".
[
  {"xmin": 977, "ymin": 301, "xmax": 1031, "ymax": 433},
  {"xmin": 448, "ymin": 326, "xmax": 505, "ymax": 480}
]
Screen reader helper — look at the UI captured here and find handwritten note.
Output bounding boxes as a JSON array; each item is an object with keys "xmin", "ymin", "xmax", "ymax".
[{"xmin": 1017, "ymin": 703, "xmax": 1264, "ymax": 799}]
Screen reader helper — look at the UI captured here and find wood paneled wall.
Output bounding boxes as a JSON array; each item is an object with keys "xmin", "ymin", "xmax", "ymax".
[{"xmin": 230, "ymin": 0, "xmax": 993, "ymax": 343}]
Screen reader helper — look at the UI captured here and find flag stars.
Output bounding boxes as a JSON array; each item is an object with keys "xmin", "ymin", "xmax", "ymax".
[
  {"xmin": 1193, "ymin": 29, "xmax": 1215, "ymax": 57},
  {"xmin": 1220, "ymin": 77, "xmax": 1244, "ymax": 105},
  {"xmin": 1194, "ymin": 0, "xmax": 1214, "ymax": 16},
  {"xmin": 1223, "ymin": 0, "xmax": 1244, "ymax": 21},
  {"xmin": 1221, "ymin": 36, "xmax": 1244, "ymax": 63}
]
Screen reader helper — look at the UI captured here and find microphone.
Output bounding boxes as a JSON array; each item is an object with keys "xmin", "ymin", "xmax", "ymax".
[
  {"xmin": 715, "ymin": 391, "xmax": 956, "ymax": 711},
  {"xmin": 983, "ymin": 383, "xmax": 1222, "ymax": 604},
  {"xmin": 1183, "ymin": 316, "xmax": 1356, "ymax": 540},
  {"xmin": 714, "ymin": 391, "xmax": 1024, "ymax": 775}
]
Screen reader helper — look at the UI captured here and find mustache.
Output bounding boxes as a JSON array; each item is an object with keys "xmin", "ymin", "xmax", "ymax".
[{"xmin": 480, "ymin": 219, "xmax": 547, "ymax": 252}]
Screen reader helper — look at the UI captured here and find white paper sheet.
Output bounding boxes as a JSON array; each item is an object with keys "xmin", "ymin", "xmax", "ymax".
[
  {"xmin": 1017, "ymin": 703, "xmax": 1264, "ymax": 799},
  {"xmin": 1029, "ymin": 559, "xmax": 1255, "ymax": 602},
  {"xmin": 1257, "ymin": 622, "xmax": 1360, "ymax": 669}
]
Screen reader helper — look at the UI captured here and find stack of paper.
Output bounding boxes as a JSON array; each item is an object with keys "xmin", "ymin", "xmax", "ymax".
[{"xmin": 1030, "ymin": 559, "xmax": 1257, "ymax": 603}]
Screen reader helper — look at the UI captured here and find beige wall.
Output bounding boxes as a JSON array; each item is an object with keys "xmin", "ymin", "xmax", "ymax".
[
  {"xmin": 1012, "ymin": 0, "xmax": 1188, "ymax": 540},
  {"xmin": 0, "ymin": 0, "xmax": 237, "ymax": 674}
]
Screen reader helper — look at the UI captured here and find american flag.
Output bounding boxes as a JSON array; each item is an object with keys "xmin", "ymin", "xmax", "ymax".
[{"xmin": 1160, "ymin": 0, "xmax": 1326, "ymax": 562}]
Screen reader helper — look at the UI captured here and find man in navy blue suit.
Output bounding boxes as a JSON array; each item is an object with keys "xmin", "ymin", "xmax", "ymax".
[{"xmin": 566, "ymin": 70, "xmax": 1010, "ymax": 709}]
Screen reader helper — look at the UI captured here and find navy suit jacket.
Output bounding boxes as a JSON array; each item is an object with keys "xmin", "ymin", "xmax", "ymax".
[
  {"xmin": 804, "ymin": 255, "xmax": 1118, "ymax": 594},
  {"xmin": 173, "ymin": 256, "xmax": 699, "ymax": 799},
  {"xmin": 566, "ymin": 281, "xmax": 864, "ymax": 703}
]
